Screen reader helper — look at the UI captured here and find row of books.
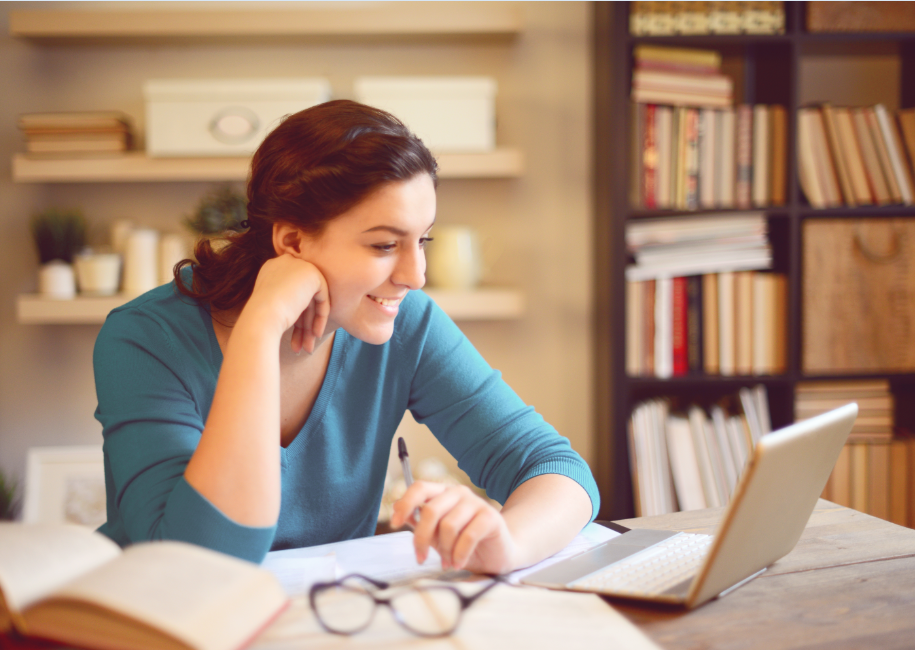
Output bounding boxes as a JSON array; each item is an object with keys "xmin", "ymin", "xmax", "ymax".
[
  {"xmin": 17, "ymin": 111, "xmax": 133, "ymax": 156},
  {"xmin": 798, "ymin": 104, "xmax": 915, "ymax": 208},
  {"xmin": 629, "ymin": 1, "xmax": 785, "ymax": 36},
  {"xmin": 631, "ymin": 103, "xmax": 787, "ymax": 211},
  {"xmin": 631, "ymin": 44, "xmax": 733, "ymax": 108},
  {"xmin": 625, "ymin": 213, "xmax": 784, "ymax": 378},
  {"xmin": 628, "ymin": 386, "xmax": 771, "ymax": 517},
  {"xmin": 626, "ymin": 271, "xmax": 787, "ymax": 379},
  {"xmin": 796, "ymin": 379, "xmax": 894, "ymax": 444},
  {"xmin": 822, "ymin": 436, "xmax": 913, "ymax": 528}
]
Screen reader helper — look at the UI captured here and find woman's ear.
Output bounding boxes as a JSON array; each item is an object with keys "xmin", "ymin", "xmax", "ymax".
[{"xmin": 272, "ymin": 223, "xmax": 305, "ymax": 257}]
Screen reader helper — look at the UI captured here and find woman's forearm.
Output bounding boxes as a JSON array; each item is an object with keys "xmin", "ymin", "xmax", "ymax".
[
  {"xmin": 500, "ymin": 473, "xmax": 594, "ymax": 570},
  {"xmin": 184, "ymin": 313, "xmax": 283, "ymax": 527}
]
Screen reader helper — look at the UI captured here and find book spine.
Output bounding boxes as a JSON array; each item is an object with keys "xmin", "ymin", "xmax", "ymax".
[
  {"xmin": 752, "ymin": 104, "xmax": 769, "ymax": 207},
  {"xmin": 644, "ymin": 279, "xmax": 656, "ymax": 376},
  {"xmin": 672, "ymin": 276, "xmax": 689, "ymax": 376},
  {"xmin": 643, "ymin": 104, "xmax": 658, "ymax": 209},
  {"xmin": 718, "ymin": 107, "xmax": 736, "ymax": 207},
  {"xmin": 735, "ymin": 104, "xmax": 753, "ymax": 209},
  {"xmin": 687, "ymin": 275, "xmax": 704, "ymax": 374},
  {"xmin": 655, "ymin": 276, "xmax": 673, "ymax": 379},
  {"xmin": 820, "ymin": 104, "xmax": 857, "ymax": 206},
  {"xmin": 684, "ymin": 108, "xmax": 700, "ymax": 210},
  {"xmin": 703, "ymin": 273, "xmax": 720, "ymax": 374},
  {"xmin": 769, "ymin": 105, "xmax": 787, "ymax": 206}
]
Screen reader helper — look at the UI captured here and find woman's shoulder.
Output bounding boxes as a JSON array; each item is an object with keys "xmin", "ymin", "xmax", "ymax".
[{"xmin": 99, "ymin": 281, "xmax": 210, "ymax": 351}]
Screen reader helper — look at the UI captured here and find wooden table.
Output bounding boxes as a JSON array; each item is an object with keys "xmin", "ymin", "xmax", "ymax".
[{"xmin": 611, "ymin": 499, "xmax": 915, "ymax": 650}]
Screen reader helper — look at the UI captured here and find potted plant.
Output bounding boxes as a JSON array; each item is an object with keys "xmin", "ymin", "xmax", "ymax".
[
  {"xmin": 0, "ymin": 466, "xmax": 20, "ymax": 521},
  {"xmin": 184, "ymin": 184, "xmax": 247, "ymax": 237},
  {"xmin": 30, "ymin": 208, "xmax": 87, "ymax": 299}
]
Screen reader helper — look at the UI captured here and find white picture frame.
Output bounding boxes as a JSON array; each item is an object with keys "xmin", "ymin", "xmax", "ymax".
[{"xmin": 22, "ymin": 445, "xmax": 106, "ymax": 528}]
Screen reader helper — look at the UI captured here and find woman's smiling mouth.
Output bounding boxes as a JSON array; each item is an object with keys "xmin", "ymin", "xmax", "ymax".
[{"xmin": 368, "ymin": 294, "xmax": 403, "ymax": 307}]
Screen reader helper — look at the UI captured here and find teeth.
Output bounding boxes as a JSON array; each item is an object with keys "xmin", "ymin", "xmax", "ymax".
[{"xmin": 370, "ymin": 295, "xmax": 401, "ymax": 307}]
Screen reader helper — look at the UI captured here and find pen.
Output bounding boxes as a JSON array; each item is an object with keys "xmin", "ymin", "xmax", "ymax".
[{"xmin": 397, "ymin": 437, "xmax": 421, "ymax": 523}]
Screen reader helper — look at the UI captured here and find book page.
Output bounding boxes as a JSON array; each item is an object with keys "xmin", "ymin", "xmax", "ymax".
[
  {"xmin": 25, "ymin": 541, "xmax": 287, "ymax": 650},
  {"xmin": 0, "ymin": 523, "xmax": 121, "ymax": 625},
  {"xmin": 256, "ymin": 580, "xmax": 661, "ymax": 650}
]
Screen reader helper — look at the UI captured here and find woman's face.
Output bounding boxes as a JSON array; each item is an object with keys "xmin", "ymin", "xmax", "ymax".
[{"xmin": 299, "ymin": 173, "xmax": 437, "ymax": 345}]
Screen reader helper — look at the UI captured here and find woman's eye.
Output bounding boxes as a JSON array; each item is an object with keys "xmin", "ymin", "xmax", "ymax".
[
  {"xmin": 420, "ymin": 237, "xmax": 434, "ymax": 248},
  {"xmin": 373, "ymin": 243, "xmax": 397, "ymax": 253}
]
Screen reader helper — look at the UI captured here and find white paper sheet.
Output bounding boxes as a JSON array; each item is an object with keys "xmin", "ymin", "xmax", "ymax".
[{"xmin": 261, "ymin": 523, "xmax": 620, "ymax": 597}]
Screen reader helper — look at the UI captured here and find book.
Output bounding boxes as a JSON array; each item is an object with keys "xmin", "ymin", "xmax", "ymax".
[
  {"xmin": 665, "ymin": 413, "xmax": 707, "ymax": 511},
  {"xmin": 633, "ymin": 44, "xmax": 722, "ymax": 73},
  {"xmin": 717, "ymin": 271, "xmax": 736, "ymax": 376},
  {"xmin": 17, "ymin": 111, "xmax": 131, "ymax": 131},
  {"xmin": 684, "ymin": 108, "xmax": 700, "ymax": 210},
  {"xmin": 702, "ymin": 273, "xmax": 720, "ymax": 374},
  {"xmin": 0, "ymin": 524, "xmax": 288, "ymax": 650},
  {"xmin": 655, "ymin": 276, "xmax": 673, "ymax": 379},
  {"xmin": 656, "ymin": 105, "xmax": 674, "ymax": 208},
  {"xmin": 717, "ymin": 107, "xmax": 737, "ymax": 207},
  {"xmin": 698, "ymin": 108, "xmax": 717, "ymax": 209},
  {"xmin": 768, "ymin": 105, "xmax": 787, "ymax": 206},
  {"xmin": 834, "ymin": 106, "xmax": 874, "ymax": 204},
  {"xmin": 735, "ymin": 104, "xmax": 753, "ymax": 209},
  {"xmin": 820, "ymin": 104, "xmax": 857, "ymax": 206},
  {"xmin": 874, "ymin": 104, "xmax": 914, "ymax": 205},
  {"xmin": 866, "ymin": 106, "xmax": 903, "ymax": 204},
  {"xmin": 852, "ymin": 107, "xmax": 892, "ymax": 205},
  {"xmin": 672, "ymin": 276, "xmax": 689, "ymax": 376},
  {"xmin": 644, "ymin": 279, "xmax": 656, "ymax": 373},
  {"xmin": 810, "ymin": 107, "xmax": 843, "ymax": 207},
  {"xmin": 797, "ymin": 108, "xmax": 827, "ymax": 208},
  {"xmin": 734, "ymin": 270, "xmax": 754, "ymax": 376},
  {"xmin": 626, "ymin": 279, "xmax": 642, "ymax": 376},
  {"xmin": 752, "ymin": 104, "xmax": 769, "ymax": 207},
  {"xmin": 897, "ymin": 108, "xmax": 915, "ymax": 182},
  {"xmin": 686, "ymin": 275, "xmax": 703, "ymax": 373},
  {"xmin": 642, "ymin": 104, "xmax": 658, "ymax": 209}
]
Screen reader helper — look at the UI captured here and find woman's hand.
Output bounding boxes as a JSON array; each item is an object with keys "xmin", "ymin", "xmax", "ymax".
[
  {"xmin": 243, "ymin": 253, "xmax": 330, "ymax": 354},
  {"xmin": 390, "ymin": 481, "xmax": 519, "ymax": 575}
]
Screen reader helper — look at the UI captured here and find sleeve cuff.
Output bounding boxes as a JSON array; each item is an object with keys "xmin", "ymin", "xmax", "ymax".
[
  {"xmin": 160, "ymin": 477, "xmax": 277, "ymax": 563},
  {"xmin": 514, "ymin": 460, "xmax": 602, "ymax": 523}
]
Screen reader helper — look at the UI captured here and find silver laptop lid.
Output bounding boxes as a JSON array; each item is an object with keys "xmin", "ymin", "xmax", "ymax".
[{"xmin": 687, "ymin": 403, "xmax": 858, "ymax": 607}]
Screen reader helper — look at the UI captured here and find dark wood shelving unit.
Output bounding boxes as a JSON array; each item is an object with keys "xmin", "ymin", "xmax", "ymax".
[{"xmin": 592, "ymin": 2, "xmax": 915, "ymax": 520}]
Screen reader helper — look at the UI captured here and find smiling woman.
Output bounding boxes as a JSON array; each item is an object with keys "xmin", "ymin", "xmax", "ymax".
[{"xmin": 91, "ymin": 100, "xmax": 599, "ymax": 575}]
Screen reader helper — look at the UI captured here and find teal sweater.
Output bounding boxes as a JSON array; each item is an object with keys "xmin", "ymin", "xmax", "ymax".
[{"xmin": 93, "ymin": 279, "xmax": 599, "ymax": 563}]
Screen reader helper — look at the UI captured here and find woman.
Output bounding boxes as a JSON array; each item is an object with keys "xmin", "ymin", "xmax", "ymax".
[{"xmin": 93, "ymin": 100, "xmax": 598, "ymax": 574}]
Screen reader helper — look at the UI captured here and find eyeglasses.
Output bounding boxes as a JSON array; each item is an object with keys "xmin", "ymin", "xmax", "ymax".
[{"xmin": 309, "ymin": 573, "xmax": 502, "ymax": 637}]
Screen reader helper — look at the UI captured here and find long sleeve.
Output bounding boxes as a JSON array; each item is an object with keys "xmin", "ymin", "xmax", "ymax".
[
  {"xmin": 400, "ymin": 294, "xmax": 600, "ymax": 520},
  {"xmin": 93, "ymin": 288, "xmax": 275, "ymax": 562}
]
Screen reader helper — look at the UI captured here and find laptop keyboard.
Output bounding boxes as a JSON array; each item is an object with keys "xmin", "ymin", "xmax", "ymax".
[{"xmin": 569, "ymin": 532, "xmax": 713, "ymax": 596}]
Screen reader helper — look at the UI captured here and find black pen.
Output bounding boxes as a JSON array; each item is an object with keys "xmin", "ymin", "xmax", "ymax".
[{"xmin": 397, "ymin": 437, "xmax": 421, "ymax": 523}]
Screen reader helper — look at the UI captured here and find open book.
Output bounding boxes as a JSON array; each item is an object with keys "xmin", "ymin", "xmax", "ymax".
[{"xmin": 0, "ymin": 523, "xmax": 288, "ymax": 650}]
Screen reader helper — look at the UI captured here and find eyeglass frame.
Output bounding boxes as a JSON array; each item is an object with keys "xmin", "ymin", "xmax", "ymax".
[{"xmin": 308, "ymin": 572, "xmax": 503, "ymax": 638}]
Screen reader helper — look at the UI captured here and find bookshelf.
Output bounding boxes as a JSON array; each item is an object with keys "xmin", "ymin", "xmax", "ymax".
[
  {"xmin": 593, "ymin": 2, "xmax": 915, "ymax": 519},
  {"xmin": 16, "ymin": 288, "xmax": 525, "ymax": 325}
]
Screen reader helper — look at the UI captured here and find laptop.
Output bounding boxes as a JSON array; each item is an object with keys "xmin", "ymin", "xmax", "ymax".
[{"xmin": 522, "ymin": 403, "xmax": 858, "ymax": 609}]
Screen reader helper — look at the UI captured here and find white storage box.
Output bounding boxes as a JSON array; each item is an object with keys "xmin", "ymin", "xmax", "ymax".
[
  {"xmin": 354, "ymin": 77, "xmax": 496, "ymax": 152},
  {"xmin": 143, "ymin": 78, "xmax": 331, "ymax": 157}
]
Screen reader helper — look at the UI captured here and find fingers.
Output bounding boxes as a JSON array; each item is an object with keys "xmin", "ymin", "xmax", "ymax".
[{"xmin": 393, "ymin": 482, "xmax": 504, "ymax": 571}]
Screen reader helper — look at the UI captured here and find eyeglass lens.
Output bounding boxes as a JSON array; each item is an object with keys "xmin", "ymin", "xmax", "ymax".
[
  {"xmin": 311, "ymin": 583, "xmax": 377, "ymax": 634},
  {"xmin": 313, "ymin": 581, "xmax": 465, "ymax": 637},
  {"xmin": 390, "ymin": 587, "xmax": 464, "ymax": 636}
]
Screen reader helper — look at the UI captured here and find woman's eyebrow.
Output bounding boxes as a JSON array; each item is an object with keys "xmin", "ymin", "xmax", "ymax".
[
  {"xmin": 361, "ymin": 221, "xmax": 436, "ymax": 237},
  {"xmin": 362, "ymin": 225, "xmax": 408, "ymax": 236}
]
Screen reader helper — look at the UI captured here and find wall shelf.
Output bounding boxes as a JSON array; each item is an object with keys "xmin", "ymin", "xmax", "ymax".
[
  {"xmin": 11, "ymin": 149, "xmax": 524, "ymax": 184},
  {"xmin": 17, "ymin": 288, "xmax": 525, "ymax": 325},
  {"xmin": 9, "ymin": 4, "xmax": 522, "ymax": 42}
]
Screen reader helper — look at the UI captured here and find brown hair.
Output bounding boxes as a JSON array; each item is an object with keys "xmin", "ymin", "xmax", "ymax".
[{"xmin": 174, "ymin": 99, "xmax": 438, "ymax": 311}]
